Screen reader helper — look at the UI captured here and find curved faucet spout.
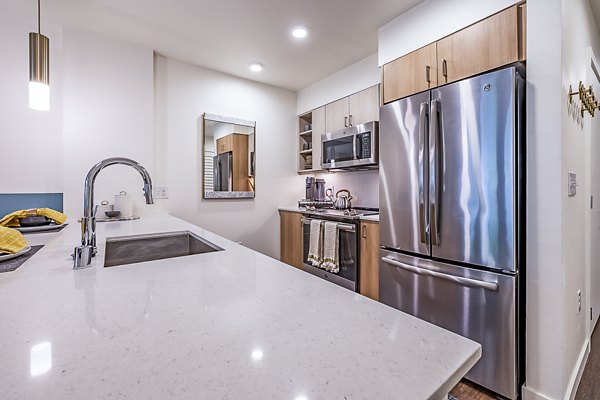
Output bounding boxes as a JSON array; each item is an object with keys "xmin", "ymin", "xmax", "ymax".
[
  {"xmin": 83, "ymin": 157, "xmax": 154, "ymax": 218},
  {"xmin": 74, "ymin": 157, "xmax": 154, "ymax": 269}
]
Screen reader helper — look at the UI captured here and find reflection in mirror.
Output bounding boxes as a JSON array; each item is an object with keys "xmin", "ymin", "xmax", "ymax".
[{"xmin": 203, "ymin": 113, "xmax": 256, "ymax": 199}]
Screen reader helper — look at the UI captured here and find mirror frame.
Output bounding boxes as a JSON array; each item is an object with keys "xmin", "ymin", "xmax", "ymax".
[{"xmin": 202, "ymin": 113, "xmax": 256, "ymax": 199}]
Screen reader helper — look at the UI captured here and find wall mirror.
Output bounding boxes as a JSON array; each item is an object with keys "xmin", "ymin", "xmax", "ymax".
[{"xmin": 203, "ymin": 113, "xmax": 256, "ymax": 199}]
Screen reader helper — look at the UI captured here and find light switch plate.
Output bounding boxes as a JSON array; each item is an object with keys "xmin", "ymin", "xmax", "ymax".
[
  {"xmin": 568, "ymin": 173, "xmax": 577, "ymax": 197},
  {"xmin": 154, "ymin": 186, "xmax": 169, "ymax": 199}
]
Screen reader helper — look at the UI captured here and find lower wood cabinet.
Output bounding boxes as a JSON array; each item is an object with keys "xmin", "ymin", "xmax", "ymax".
[
  {"xmin": 279, "ymin": 210, "xmax": 303, "ymax": 269},
  {"xmin": 359, "ymin": 220, "xmax": 379, "ymax": 301}
]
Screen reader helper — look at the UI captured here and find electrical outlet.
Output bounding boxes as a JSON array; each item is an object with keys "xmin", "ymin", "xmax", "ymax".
[
  {"xmin": 578, "ymin": 290, "xmax": 582, "ymax": 314},
  {"xmin": 154, "ymin": 186, "xmax": 169, "ymax": 199}
]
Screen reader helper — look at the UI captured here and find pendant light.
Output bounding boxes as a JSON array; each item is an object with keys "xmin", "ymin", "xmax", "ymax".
[{"xmin": 29, "ymin": 0, "xmax": 50, "ymax": 111}]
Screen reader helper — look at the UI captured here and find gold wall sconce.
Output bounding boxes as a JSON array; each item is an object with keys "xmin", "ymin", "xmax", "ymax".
[{"xmin": 569, "ymin": 81, "xmax": 598, "ymax": 117}]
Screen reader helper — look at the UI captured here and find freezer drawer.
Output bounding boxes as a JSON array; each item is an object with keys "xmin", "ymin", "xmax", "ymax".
[{"xmin": 379, "ymin": 249, "xmax": 517, "ymax": 399}]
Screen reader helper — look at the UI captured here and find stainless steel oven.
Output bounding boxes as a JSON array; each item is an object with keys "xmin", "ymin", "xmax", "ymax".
[
  {"xmin": 321, "ymin": 121, "xmax": 378, "ymax": 170},
  {"xmin": 301, "ymin": 216, "xmax": 359, "ymax": 291}
]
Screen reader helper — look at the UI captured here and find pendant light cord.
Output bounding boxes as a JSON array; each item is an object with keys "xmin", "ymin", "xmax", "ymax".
[{"xmin": 37, "ymin": 0, "xmax": 40, "ymax": 34}]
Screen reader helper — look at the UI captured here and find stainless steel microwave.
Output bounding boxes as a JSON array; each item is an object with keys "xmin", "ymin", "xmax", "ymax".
[{"xmin": 321, "ymin": 121, "xmax": 378, "ymax": 170}]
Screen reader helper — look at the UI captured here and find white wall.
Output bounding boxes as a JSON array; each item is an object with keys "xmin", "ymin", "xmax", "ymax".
[
  {"xmin": 0, "ymin": 10, "xmax": 157, "ymax": 220},
  {"xmin": 296, "ymin": 53, "xmax": 380, "ymax": 115},
  {"xmin": 560, "ymin": 0, "xmax": 600, "ymax": 398},
  {"xmin": 154, "ymin": 55, "xmax": 303, "ymax": 258},
  {"xmin": 61, "ymin": 26, "xmax": 155, "ymax": 217},
  {"xmin": 378, "ymin": 0, "xmax": 519, "ymax": 66},
  {"xmin": 0, "ymin": 12, "xmax": 64, "ymax": 194},
  {"xmin": 523, "ymin": 0, "xmax": 565, "ymax": 398}
]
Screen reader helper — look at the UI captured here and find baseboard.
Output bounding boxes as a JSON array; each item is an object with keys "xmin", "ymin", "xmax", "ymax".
[
  {"xmin": 522, "ymin": 385, "xmax": 553, "ymax": 400},
  {"xmin": 565, "ymin": 338, "xmax": 590, "ymax": 400},
  {"xmin": 522, "ymin": 338, "xmax": 591, "ymax": 400}
]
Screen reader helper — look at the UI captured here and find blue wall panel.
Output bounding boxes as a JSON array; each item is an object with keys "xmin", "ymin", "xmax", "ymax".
[{"xmin": 0, "ymin": 193, "xmax": 64, "ymax": 217}]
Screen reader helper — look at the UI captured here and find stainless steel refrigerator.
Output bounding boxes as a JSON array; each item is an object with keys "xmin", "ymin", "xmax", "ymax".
[
  {"xmin": 213, "ymin": 153, "xmax": 232, "ymax": 191},
  {"xmin": 379, "ymin": 65, "xmax": 525, "ymax": 399}
]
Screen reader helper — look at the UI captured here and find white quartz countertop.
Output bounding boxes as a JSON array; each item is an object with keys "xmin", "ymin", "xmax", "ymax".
[
  {"xmin": 360, "ymin": 214, "xmax": 379, "ymax": 222},
  {"xmin": 278, "ymin": 206, "xmax": 303, "ymax": 213},
  {"xmin": 0, "ymin": 214, "xmax": 479, "ymax": 400}
]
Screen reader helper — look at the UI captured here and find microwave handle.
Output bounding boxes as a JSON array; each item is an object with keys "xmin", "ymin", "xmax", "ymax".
[{"xmin": 355, "ymin": 134, "xmax": 363, "ymax": 159}]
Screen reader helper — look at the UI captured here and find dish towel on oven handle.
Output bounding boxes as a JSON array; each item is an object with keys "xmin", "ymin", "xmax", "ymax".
[
  {"xmin": 321, "ymin": 221, "xmax": 339, "ymax": 273},
  {"xmin": 307, "ymin": 219, "xmax": 323, "ymax": 267}
]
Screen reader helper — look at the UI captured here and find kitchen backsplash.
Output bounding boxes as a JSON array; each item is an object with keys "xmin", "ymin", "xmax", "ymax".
[{"xmin": 315, "ymin": 169, "xmax": 378, "ymax": 208}]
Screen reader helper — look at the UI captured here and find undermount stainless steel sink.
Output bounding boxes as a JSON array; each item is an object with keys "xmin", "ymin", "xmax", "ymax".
[{"xmin": 104, "ymin": 231, "xmax": 223, "ymax": 268}]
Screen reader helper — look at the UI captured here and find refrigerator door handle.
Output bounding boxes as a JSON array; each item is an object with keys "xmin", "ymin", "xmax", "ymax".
[
  {"xmin": 429, "ymin": 99, "xmax": 441, "ymax": 245},
  {"xmin": 418, "ymin": 102, "xmax": 429, "ymax": 244},
  {"xmin": 216, "ymin": 160, "xmax": 221, "ymax": 191},
  {"xmin": 381, "ymin": 257, "xmax": 499, "ymax": 291},
  {"xmin": 228, "ymin": 154, "xmax": 233, "ymax": 191}
]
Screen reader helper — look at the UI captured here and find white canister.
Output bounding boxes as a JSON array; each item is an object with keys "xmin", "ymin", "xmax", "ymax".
[
  {"xmin": 114, "ymin": 191, "xmax": 133, "ymax": 217},
  {"xmin": 96, "ymin": 200, "xmax": 113, "ymax": 219}
]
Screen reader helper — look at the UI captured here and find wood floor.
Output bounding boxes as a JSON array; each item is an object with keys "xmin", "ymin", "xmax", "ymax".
[
  {"xmin": 575, "ymin": 325, "xmax": 600, "ymax": 399},
  {"xmin": 448, "ymin": 325, "xmax": 600, "ymax": 400},
  {"xmin": 450, "ymin": 379, "xmax": 500, "ymax": 400}
]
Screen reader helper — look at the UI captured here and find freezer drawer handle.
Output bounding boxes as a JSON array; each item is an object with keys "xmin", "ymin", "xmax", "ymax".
[{"xmin": 381, "ymin": 257, "xmax": 499, "ymax": 291}]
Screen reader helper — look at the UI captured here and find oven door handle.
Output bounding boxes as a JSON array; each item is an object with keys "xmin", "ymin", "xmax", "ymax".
[
  {"xmin": 301, "ymin": 218, "xmax": 356, "ymax": 233},
  {"xmin": 381, "ymin": 257, "xmax": 498, "ymax": 291}
]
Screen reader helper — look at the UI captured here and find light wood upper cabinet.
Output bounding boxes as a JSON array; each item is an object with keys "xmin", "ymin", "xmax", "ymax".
[
  {"xmin": 325, "ymin": 85, "xmax": 379, "ymax": 133},
  {"xmin": 437, "ymin": 5, "xmax": 525, "ymax": 85},
  {"xmin": 325, "ymin": 96, "xmax": 350, "ymax": 133},
  {"xmin": 216, "ymin": 135, "xmax": 233, "ymax": 154},
  {"xmin": 280, "ymin": 211, "xmax": 304, "ymax": 269},
  {"xmin": 359, "ymin": 220, "xmax": 379, "ymax": 301},
  {"xmin": 349, "ymin": 85, "xmax": 380, "ymax": 127},
  {"xmin": 311, "ymin": 106, "xmax": 325, "ymax": 171},
  {"xmin": 297, "ymin": 106, "xmax": 325, "ymax": 172},
  {"xmin": 383, "ymin": 43, "xmax": 438, "ymax": 104},
  {"xmin": 382, "ymin": 4, "xmax": 526, "ymax": 103}
]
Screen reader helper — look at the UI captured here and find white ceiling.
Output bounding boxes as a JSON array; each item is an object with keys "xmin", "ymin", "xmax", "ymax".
[{"xmin": 1, "ymin": 0, "xmax": 423, "ymax": 91}]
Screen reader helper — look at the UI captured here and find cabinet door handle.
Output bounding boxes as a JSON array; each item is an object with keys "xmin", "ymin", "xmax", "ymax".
[
  {"xmin": 349, "ymin": 114, "xmax": 353, "ymax": 126},
  {"xmin": 425, "ymin": 65, "xmax": 431, "ymax": 84},
  {"xmin": 344, "ymin": 116, "xmax": 348, "ymax": 127},
  {"xmin": 442, "ymin": 59, "xmax": 448, "ymax": 82},
  {"xmin": 362, "ymin": 224, "xmax": 367, "ymax": 238}
]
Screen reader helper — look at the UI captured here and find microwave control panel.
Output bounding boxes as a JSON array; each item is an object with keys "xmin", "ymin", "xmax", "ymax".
[{"xmin": 360, "ymin": 133, "xmax": 371, "ymax": 159}]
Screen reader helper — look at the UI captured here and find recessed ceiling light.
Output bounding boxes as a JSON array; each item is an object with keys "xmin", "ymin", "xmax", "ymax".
[
  {"xmin": 251, "ymin": 349, "xmax": 264, "ymax": 361},
  {"xmin": 249, "ymin": 62, "xmax": 263, "ymax": 72},
  {"xmin": 291, "ymin": 26, "xmax": 308, "ymax": 39}
]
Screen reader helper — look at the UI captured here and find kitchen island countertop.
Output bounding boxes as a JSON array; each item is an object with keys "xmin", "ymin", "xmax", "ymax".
[{"xmin": 0, "ymin": 214, "xmax": 479, "ymax": 400}]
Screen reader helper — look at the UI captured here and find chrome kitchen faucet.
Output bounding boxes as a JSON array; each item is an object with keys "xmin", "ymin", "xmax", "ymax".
[{"xmin": 73, "ymin": 157, "xmax": 154, "ymax": 269}]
